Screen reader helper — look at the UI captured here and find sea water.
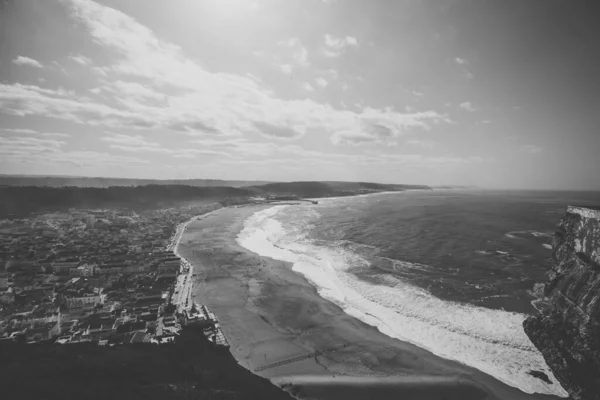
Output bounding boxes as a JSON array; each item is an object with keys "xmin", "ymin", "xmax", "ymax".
[{"xmin": 237, "ymin": 190, "xmax": 600, "ymax": 396}]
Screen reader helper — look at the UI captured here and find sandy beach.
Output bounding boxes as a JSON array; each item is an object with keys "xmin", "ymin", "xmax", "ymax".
[{"xmin": 178, "ymin": 205, "xmax": 560, "ymax": 400}]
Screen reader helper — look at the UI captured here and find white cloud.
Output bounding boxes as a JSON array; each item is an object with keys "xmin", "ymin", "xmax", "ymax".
[
  {"xmin": 324, "ymin": 69, "xmax": 339, "ymax": 79},
  {"xmin": 12, "ymin": 56, "xmax": 43, "ymax": 68},
  {"xmin": 518, "ymin": 144, "xmax": 543, "ymax": 154},
  {"xmin": 0, "ymin": 136, "xmax": 66, "ymax": 155},
  {"xmin": 0, "ymin": 0, "xmax": 451, "ymax": 147},
  {"xmin": 315, "ymin": 77, "xmax": 328, "ymax": 88},
  {"xmin": 101, "ymin": 133, "xmax": 159, "ymax": 147},
  {"xmin": 322, "ymin": 34, "xmax": 359, "ymax": 57},
  {"xmin": 460, "ymin": 101, "xmax": 477, "ymax": 112},
  {"xmin": 69, "ymin": 54, "xmax": 92, "ymax": 65},
  {"xmin": 330, "ymin": 109, "xmax": 450, "ymax": 146},
  {"xmin": 454, "ymin": 57, "xmax": 473, "ymax": 79},
  {"xmin": 279, "ymin": 64, "xmax": 293, "ymax": 74},
  {"xmin": 408, "ymin": 139, "xmax": 438, "ymax": 149},
  {"xmin": 302, "ymin": 82, "xmax": 315, "ymax": 92},
  {"xmin": 278, "ymin": 38, "xmax": 309, "ymax": 67},
  {"xmin": 0, "ymin": 133, "xmax": 149, "ymax": 170},
  {"xmin": 0, "ymin": 128, "xmax": 70, "ymax": 138}
]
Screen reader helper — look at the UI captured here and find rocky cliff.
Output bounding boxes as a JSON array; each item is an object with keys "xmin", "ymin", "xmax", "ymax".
[{"xmin": 524, "ymin": 206, "xmax": 600, "ymax": 400}]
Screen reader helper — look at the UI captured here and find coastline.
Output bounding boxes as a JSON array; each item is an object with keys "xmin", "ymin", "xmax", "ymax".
[
  {"xmin": 169, "ymin": 208, "xmax": 223, "ymax": 311},
  {"xmin": 178, "ymin": 204, "xmax": 563, "ymax": 400}
]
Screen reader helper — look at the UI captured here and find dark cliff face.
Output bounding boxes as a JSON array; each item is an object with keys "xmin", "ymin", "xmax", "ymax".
[{"xmin": 523, "ymin": 206, "xmax": 600, "ymax": 400}]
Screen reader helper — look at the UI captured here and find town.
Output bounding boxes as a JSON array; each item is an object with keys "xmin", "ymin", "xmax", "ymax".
[{"xmin": 0, "ymin": 203, "xmax": 229, "ymax": 348}]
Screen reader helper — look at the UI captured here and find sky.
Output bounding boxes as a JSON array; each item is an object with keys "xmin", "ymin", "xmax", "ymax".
[{"xmin": 1, "ymin": 0, "xmax": 599, "ymax": 190}]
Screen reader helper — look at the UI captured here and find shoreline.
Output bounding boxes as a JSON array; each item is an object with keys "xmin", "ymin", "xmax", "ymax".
[{"xmin": 178, "ymin": 204, "xmax": 563, "ymax": 400}]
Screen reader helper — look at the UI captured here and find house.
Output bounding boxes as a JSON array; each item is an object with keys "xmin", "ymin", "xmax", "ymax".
[{"xmin": 66, "ymin": 293, "xmax": 102, "ymax": 310}]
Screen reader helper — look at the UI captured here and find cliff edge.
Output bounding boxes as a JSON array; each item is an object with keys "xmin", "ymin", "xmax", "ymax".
[{"xmin": 524, "ymin": 206, "xmax": 600, "ymax": 400}]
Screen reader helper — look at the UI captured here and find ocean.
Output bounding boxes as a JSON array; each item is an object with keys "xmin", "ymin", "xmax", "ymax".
[{"xmin": 236, "ymin": 189, "xmax": 600, "ymax": 397}]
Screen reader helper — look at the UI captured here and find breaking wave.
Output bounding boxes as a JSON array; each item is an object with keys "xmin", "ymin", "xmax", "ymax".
[
  {"xmin": 237, "ymin": 206, "xmax": 567, "ymax": 397},
  {"xmin": 505, "ymin": 231, "xmax": 553, "ymax": 239}
]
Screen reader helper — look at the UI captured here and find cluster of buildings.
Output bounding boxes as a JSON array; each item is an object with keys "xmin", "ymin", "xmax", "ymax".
[{"xmin": 0, "ymin": 204, "xmax": 228, "ymax": 347}]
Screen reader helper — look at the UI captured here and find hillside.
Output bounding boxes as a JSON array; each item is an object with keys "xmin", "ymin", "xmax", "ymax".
[
  {"xmin": 0, "ymin": 326, "xmax": 293, "ymax": 400},
  {"xmin": 0, "ymin": 185, "xmax": 254, "ymax": 217},
  {"xmin": 0, "ymin": 181, "xmax": 431, "ymax": 217},
  {"xmin": 0, "ymin": 175, "xmax": 272, "ymax": 188},
  {"xmin": 250, "ymin": 181, "xmax": 430, "ymax": 198}
]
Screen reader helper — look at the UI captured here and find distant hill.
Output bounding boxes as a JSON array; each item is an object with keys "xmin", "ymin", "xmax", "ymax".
[
  {"xmin": 431, "ymin": 185, "xmax": 478, "ymax": 190},
  {"xmin": 0, "ymin": 181, "xmax": 431, "ymax": 217},
  {"xmin": 0, "ymin": 185, "xmax": 254, "ymax": 217},
  {"xmin": 0, "ymin": 175, "xmax": 272, "ymax": 188},
  {"xmin": 252, "ymin": 181, "xmax": 430, "ymax": 198}
]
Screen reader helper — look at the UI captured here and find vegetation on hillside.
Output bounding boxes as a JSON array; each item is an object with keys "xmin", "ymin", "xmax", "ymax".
[{"xmin": 0, "ymin": 326, "xmax": 293, "ymax": 400}]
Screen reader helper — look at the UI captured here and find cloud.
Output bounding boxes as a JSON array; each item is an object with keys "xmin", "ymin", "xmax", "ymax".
[
  {"xmin": 453, "ymin": 57, "xmax": 473, "ymax": 79},
  {"xmin": 302, "ymin": 82, "xmax": 315, "ymax": 92},
  {"xmin": 330, "ymin": 109, "xmax": 449, "ymax": 146},
  {"xmin": 322, "ymin": 34, "xmax": 359, "ymax": 57},
  {"xmin": 408, "ymin": 139, "xmax": 438, "ymax": 149},
  {"xmin": 69, "ymin": 54, "xmax": 92, "ymax": 65},
  {"xmin": 279, "ymin": 64, "xmax": 293, "ymax": 74},
  {"xmin": 315, "ymin": 77, "xmax": 328, "ymax": 88},
  {"xmin": 331, "ymin": 130, "xmax": 382, "ymax": 146},
  {"xmin": 0, "ymin": 132, "xmax": 148, "ymax": 170},
  {"xmin": 460, "ymin": 101, "xmax": 477, "ymax": 112},
  {"xmin": 12, "ymin": 56, "xmax": 43, "ymax": 68},
  {"xmin": 278, "ymin": 38, "xmax": 309, "ymax": 67},
  {"xmin": 518, "ymin": 144, "xmax": 543, "ymax": 154},
  {"xmin": 324, "ymin": 69, "xmax": 339, "ymax": 79},
  {"xmin": 0, "ymin": 127, "xmax": 70, "ymax": 138},
  {"xmin": 0, "ymin": 0, "xmax": 451, "ymax": 147},
  {"xmin": 412, "ymin": 90, "xmax": 424, "ymax": 98},
  {"xmin": 0, "ymin": 83, "xmax": 163, "ymax": 129},
  {"xmin": 101, "ymin": 133, "xmax": 159, "ymax": 147},
  {"xmin": 0, "ymin": 136, "xmax": 66, "ymax": 156},
  {"xmin": 253, "ymin": 121, "xmax": 304, "ymax": 140},
  {"xmin": 51, "ymin": 61, "xmax": 67, "ymax": 74}
]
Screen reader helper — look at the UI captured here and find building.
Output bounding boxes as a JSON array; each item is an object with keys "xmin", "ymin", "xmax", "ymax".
[
  {"xmin": 70, "ymin": 263, "xmax": 96, "ymax": 277},
  {"xmin": 66, "ymin": 293, "xmax": 102, "ymax": 310},
  {"xmin": 52, "ymin": 261, "xmax": 78, "ymax": 274}
]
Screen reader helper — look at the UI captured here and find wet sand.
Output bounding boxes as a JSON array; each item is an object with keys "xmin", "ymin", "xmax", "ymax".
[{"xmin": 178, "ymin": 205, "xmax": 560, "ymax": 400}]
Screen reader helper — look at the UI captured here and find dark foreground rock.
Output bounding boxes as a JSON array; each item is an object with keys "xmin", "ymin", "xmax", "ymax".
[
  {"xmin": 0, "ymin": 326, "xmax": 293, "ymax": 400},
  {"xmin": 524, "ymin": 206, "xmax": 600, "ymax": 400}
]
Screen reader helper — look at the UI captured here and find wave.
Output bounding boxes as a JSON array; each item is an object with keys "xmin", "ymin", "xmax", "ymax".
[
  {"xmin": 236, "ymin": 206, "xmax": 567, "ymax": 397},
  {"xmin": 505, "ymin": 230, "xmax": 553, "ymax": 240}
]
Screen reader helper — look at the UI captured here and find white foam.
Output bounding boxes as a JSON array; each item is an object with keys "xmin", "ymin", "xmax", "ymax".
[
  {"xmin": 236, "ymin": 206, "xmax": 568, "ymax": 397},
  {"xmin": 506, "ymin": 230, "xmax": 553, "ymax": 239},
  {"xmin": 531, "ymin": 231, "xmax": 553, "ymax": 238},
  {"xmin": 475, "ymin": 250, "xmax": 493, "ymax": 255}
]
